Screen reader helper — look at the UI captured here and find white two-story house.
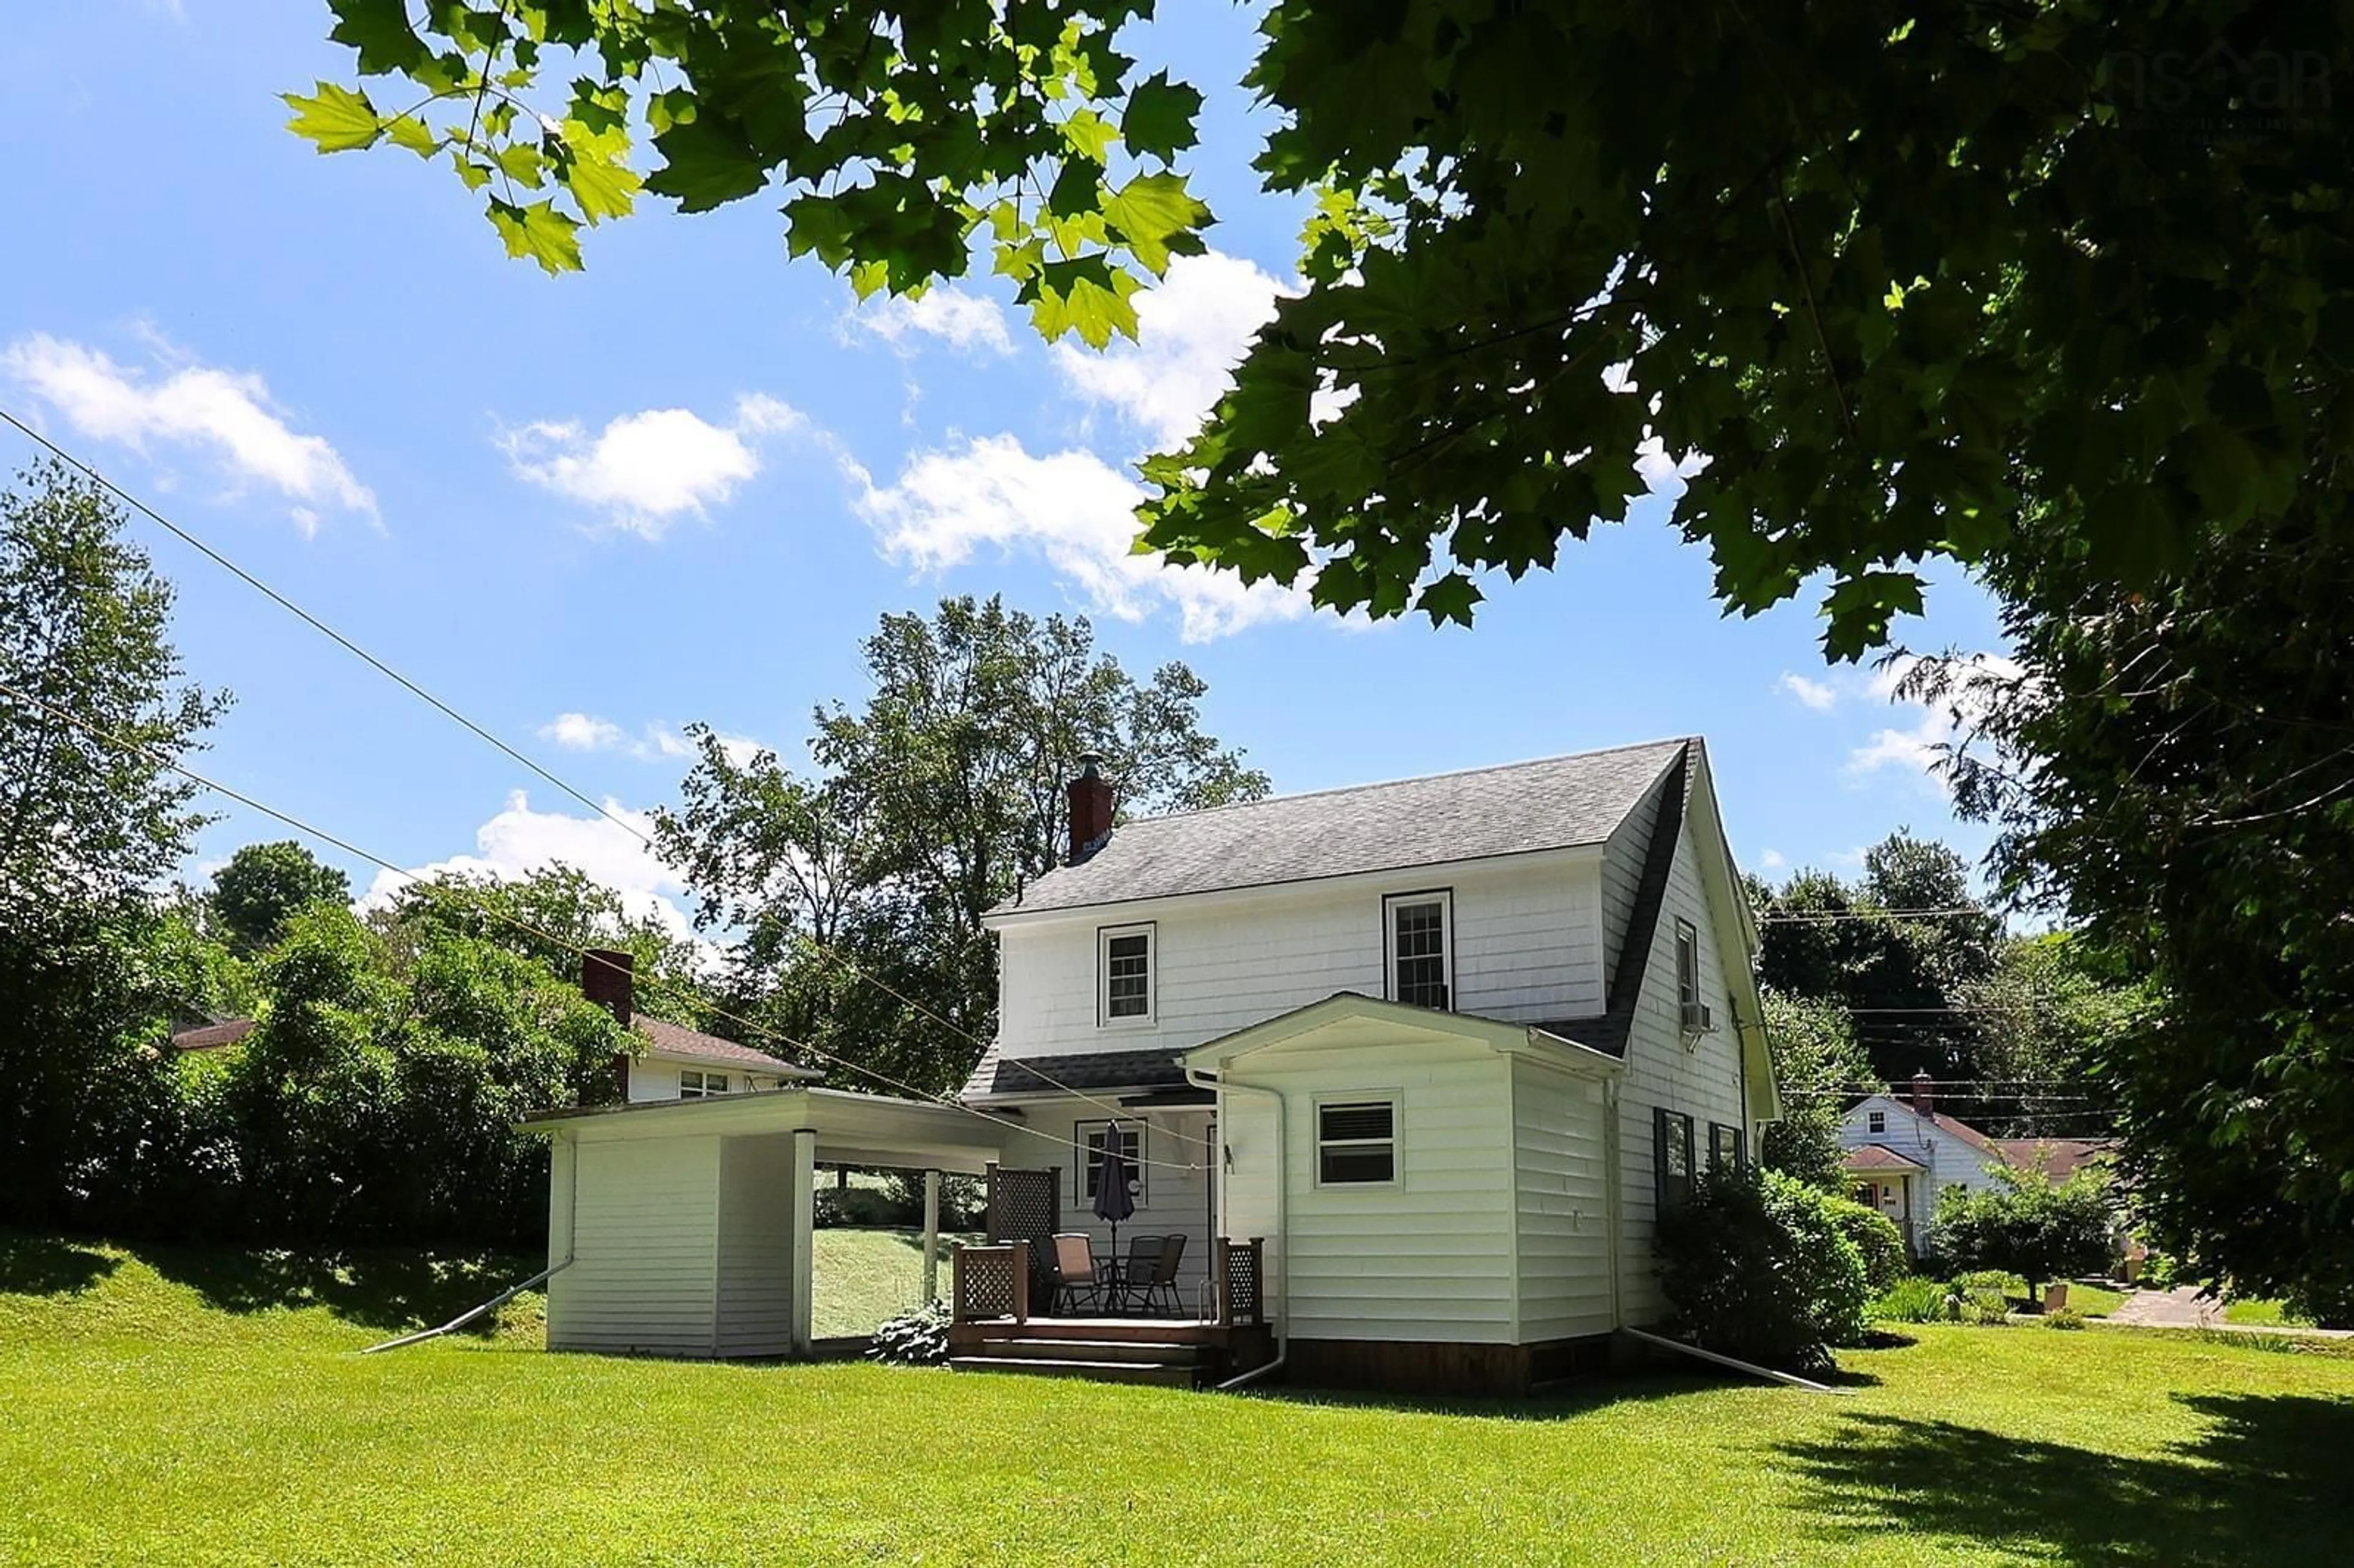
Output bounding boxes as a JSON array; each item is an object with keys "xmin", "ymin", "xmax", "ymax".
[{"xmin": 962, "ymin": 736, "xmax": 1778, "ymax": 1392}]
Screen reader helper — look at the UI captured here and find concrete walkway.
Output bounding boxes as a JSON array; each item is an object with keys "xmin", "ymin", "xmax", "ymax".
[{"xmin": 2103, "ymin": 1286, "xmax": 2352, "ymax": 1339}]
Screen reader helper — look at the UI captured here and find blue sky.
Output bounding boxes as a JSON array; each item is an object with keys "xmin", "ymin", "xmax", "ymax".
[{"xmin": 0, "ymin": 2, "xmax": 2013, "ymax": 938}]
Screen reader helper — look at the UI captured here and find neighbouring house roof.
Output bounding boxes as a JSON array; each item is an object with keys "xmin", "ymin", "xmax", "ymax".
[
  {"xmin": 990, "ymin": 737, "xmax": 1694, "ymax": 916},
  {"xmin": 1994, "ymin": 1138, "xmax": 2114, "ymax": 1182},
  {"xmin": 1853, "ymin": 1094, "xmax": 2003, "ymax": 1159},
  {"xmin": 633, "ymin": 1016, "xmax": 819, "ymax": 1079},
  {"xmin": 1845, "ymin": 1143, "xmax": 1927, "ymax": 1173},
  {"xmin": 170, "ymin": 1018, "xmax": 256, "ymax": 1052}
]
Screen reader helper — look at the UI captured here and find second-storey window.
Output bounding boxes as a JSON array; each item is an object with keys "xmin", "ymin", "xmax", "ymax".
[
  {"xmin": 1099, "ymin": 923, "xmax": 1154, "ymax": 1025},
  {"xmin": 679, "ymin": 1069, "xmax": 730, "ymax": 1098},
  {"xmin": 1867, "ymin": 1109, "xmax": 1887, "ymax": 1134},
  {"xmin": 1384, "ymin": 890, "xmax": 1453, "ymax": 1010}
]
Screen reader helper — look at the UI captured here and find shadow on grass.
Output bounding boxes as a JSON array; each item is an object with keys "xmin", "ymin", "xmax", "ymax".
[
  {"xmin": 0, "ymin": 1232, "xmax": 120, "ymax": 1296},
  {"xmin": 1775, "ymin": 1392, "xmax": 2354, "ymax": 1565},
  {"xmin": 131, "ymin": 1240, "xmax": 540, "ymax": 1335}
]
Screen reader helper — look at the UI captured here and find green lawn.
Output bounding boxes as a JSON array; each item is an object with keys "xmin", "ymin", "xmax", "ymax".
[
  {"xmin": 2223, "ymin": 1297, "xmax": 2311, "ymax": 1328},
  {"xmin": 810, "ymin": 1225, "xmax": 981, "ymax": 1338},
  {"xmin": 6, "ymin": 1232, "xmax": 2352, "ymax": 1566},
  {"xmin": 2059, "ymin": 1282, "xmax": 2127, "ymax": 1318}
]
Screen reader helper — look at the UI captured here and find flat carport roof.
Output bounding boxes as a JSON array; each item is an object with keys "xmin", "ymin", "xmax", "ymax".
[{"xmin": 519, "ymin": 1084, "xmax": 1007, "ymax": 1174}]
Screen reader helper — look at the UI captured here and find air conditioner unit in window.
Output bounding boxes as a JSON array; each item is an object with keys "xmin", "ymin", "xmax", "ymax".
[{"xmin": 1680, "ymin": 1002, "xmax": 1714, "ymax": 1033}]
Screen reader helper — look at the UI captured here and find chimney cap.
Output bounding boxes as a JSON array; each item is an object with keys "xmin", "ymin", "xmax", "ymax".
[{"xmin": 1078, "ymin": 752, "xmax": 1103, "ymax": 779}]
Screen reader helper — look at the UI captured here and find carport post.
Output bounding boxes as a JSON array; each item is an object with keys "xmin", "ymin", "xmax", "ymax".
[
  {"xmin": 921, "ymin": 1170, "xmax": 941, "ymax": 1303},
  {"xmin": 789, "ymin": 1128, "xmax": 817, "ymax": 1358}
]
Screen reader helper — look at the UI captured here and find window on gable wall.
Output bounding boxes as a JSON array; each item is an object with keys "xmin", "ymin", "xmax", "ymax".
[
  {"xmin": 1076, "ymin": 1120, "xmax": 1146, "ymax": 1205},
  {"xmin": 1675, "ymin": 918, "xmax": 1708, "ymax": 1033},
  {"xmin": 1710, "ymin": 1122, "xmax": 1745, "ymax": 1171},
  {"xmin": 1867, "ymin": 1109, "xmax": 1886, "ymax": 1134},
  {"xmin": 1655, "ymin": 1106, "xmax": 1696, "ymax": 1209},
  {"xmin": 1385, "ymin": 891, "xmax": 1452, "ymax": 1010},
  {"xmin": 1099, "ymin": 923, "xmax": 1154, "ymax": 1025}
]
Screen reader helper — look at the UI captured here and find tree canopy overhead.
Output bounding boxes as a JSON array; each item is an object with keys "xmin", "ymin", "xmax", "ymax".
[{"xmin": 297, "ymin": 4, "xmax": 2347, "ymax": 652}]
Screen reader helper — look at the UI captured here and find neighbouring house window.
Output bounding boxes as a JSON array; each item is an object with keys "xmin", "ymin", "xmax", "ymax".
[
  {"xmin": 1076, "ymin": 1120, "xmax": 1146, "ymax": 1205},
  {"xmin": 679, "ymin": 1069, "xmax": 730, "ymax": 1098},
  {"xmin": 1384, "ymin": 890, "xmax": 1453, "ymax": 1010},
  {"xmin": 1710, "ymin": 1122, "xmax": 1745, "ymax": 1172},
  {"xmin": 1867, "ymin": 1109, "xmax": 1887, "ymax": 1134},
  {"xmin": 1317, "ymin": 1098, "xmax": 1398, "ymax": 1185},
  {"xmin": 1655, "ymin": 1106, "xmax": 1696, "ymax": 1209},
  {"xmin": 1098, "ymin": 923, "xmax": 1155, "ymax": 1025}
]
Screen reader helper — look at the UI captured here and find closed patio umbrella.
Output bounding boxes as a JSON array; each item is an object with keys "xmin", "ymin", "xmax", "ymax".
[{"xmin": 1093, "ymin": 1135, "xmax": 1137, "ymax": 1307}]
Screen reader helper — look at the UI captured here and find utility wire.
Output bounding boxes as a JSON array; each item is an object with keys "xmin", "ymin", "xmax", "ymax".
[
  {"xmin": 1, "ymin": 678, "xmax": 1213, "ymax": 1176},
  {"xmin": 0, "ymin": 412, "xmax": 1207, "ymax": 1149}
]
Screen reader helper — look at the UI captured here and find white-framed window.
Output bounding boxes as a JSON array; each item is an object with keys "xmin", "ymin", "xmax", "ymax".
[
  {"xmin": 679, "ymin": 1069, "xmax": 731, "ymax": 1098},
  {"xmin": 1867, "ymin": 1109, "xmax": 1887, "ymax": 1134},
  {"xmin": 1098, "ymin": 923, "xmax": 1155, "ymax": 1026},
  {"xmin": 1675, "ymin": 918, "xmax": 1701, "ymax": 1016},
  {"xmin": 1315, "ymin": 1097, "xmax": 1398, "ymax": 1186},
  {"xmin": 1655, "ymin": 1106, "xmax": 1696, "ymax": 1209},
  {"xmin": 1383, "ymin": 890, "xmax": 1453, "ymax": 1010},
  {"xmin": 1075, "ymin": 1119, "xmax": 1146, "ymax": 1205}
]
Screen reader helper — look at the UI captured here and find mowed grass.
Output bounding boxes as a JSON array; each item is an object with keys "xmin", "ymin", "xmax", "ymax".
[
  {"xmin": 810, "ymin": 1225, "xmax": 981, "ymax": 1338},
  {"xmin": 5, "ymin": 1233, "xmax": 2352, "ymax": 1567}
]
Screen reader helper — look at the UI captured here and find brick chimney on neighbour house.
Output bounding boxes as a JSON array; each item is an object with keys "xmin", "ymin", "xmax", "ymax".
[
  {"xmin": 1067, "ymin": 754, "xmax": 1114, "ymax": 864},
  {"xmin": 1910, "ymin": 1069, "xmax": 1936, "ymax": 1117},
  {"xmin": 584, "ymin": 949, "xmax": 635, "ymax": 1103}
]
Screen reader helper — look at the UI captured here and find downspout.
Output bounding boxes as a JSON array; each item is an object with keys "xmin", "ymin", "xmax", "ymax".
[
  {"xmin": 1602, "ymin": 1076, "xmax": 1625, "ymax": 1333},
  {"xmin": 1187, "ymin": 1063, "xmax": 1287, "ymax": 1391}
]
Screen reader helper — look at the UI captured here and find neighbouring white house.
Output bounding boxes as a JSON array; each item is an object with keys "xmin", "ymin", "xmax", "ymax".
[
  {"xmin": 522, "ymin": 737, "xmax": 1778, "ymax": 1395},
  {"xmin": 580, "ymin": 950, "xmax": 818, "ymax": 1102},
  {"xmin": 1838, "ymin": 1081, "xmax": 2115, "ymax": 1255}
]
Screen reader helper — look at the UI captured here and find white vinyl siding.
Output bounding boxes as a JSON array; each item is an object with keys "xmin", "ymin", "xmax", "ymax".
[
  {"xmin": 546, "ymin": 1136, "xmax": 722, "ymax": 1356},
  {"xmin": 997, "ymin": 1106, "xmax": 1215, "ymax": 1309},
  {"xmin": 996, "ymin": 856, "xmax": 1608, "ymax": 1062},
  {"xmin": 1511, "ymin": 1055, "xmax": 1615, "ymax": 1341},
  {"xmin": 1613, "ymin": 790, "xmax": 1750, "ymax": 1325},
  {"xmin": 714, "ymin": 1136, "xmax": 798, "ymax": 1356},
  {"xmin": 1219, "ymin": 1038, "xmax": 1519, "ymax": 1345}
]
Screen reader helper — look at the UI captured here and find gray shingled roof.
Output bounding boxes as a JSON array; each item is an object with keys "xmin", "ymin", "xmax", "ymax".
[{"xmin": 994, "ymin": 738, "xmax": 1691, "ymax": 916}]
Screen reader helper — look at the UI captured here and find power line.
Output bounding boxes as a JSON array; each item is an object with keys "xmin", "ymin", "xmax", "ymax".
[
  {"xmin": 1757, "ymin": 906, "xmax": 1998, "ymax": 924},
  {"xmin": 0, "ymin": 677, "xmax": 1213, "ymax": 1176},
  {"xmin": 0, "ymin": 413, "xmax": 1208, "ymax": 1149}
]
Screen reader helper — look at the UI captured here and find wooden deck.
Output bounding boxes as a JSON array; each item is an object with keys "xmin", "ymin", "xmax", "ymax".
[{"xmin": 947, "ymin": 1316, "xmax": 1274, "ymax": 1388}]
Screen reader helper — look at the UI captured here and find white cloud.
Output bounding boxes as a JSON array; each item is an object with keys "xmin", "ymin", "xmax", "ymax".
[
  {"xmin": 501, "ymin": 394, "xmax": 804, "ymax": 537},
  {"xmin": 1052, "ymin": 251, "xmax": 1289, "ymax": 449},
  {"xmin": 848, "ymin": 433, "xmax": 1308, "ymax": 642},
  {"xmin": 539, "ymin": 712, "xmax": 769, "ymax": 768},
  {"xmin": 360, "ymin": 789, "xmax": 703, "ymax": 950},
  {"xmin": 1847, "ymin": 652, "xmax": 2026, "ymax": 785},
  {"xmin": 1758, "ymin": 848, "xmax": 1788, "ymax": 872},
  {"xmin": 2, "ymin": 333, "xmax": 374, "ymax": 529},
  {"xmin": 541, "ymin": 712, "xmax": 627, "ymax": 751},
  {"xmin": 845, "ymin": 287, "xmax": 1015, "ymax": 356},
  {"xmin": 1777, "ymin": 672, "xmax": 1840, "ymax": 712}
]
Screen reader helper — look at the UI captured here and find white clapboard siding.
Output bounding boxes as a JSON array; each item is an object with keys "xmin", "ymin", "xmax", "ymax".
[
  {"xmin": 1613, "ymin": 805, "xmax": 1751, "ymax": 1326},
  {"xmin": 998, "ymin": 1106, "xmax": 1218, "ymax": 1310},
  {"xmin": 714, "ymin": 1135, "xmax": 799, "ymax": 1357},
  {"xmin": 1511, "ymin": 1055, "xmax": 1615, "ymax": 1341},
  {"xmin": 1220, "ymin": 1038, "xmax": 1520, "ymax": 1344},
  {"xmin": 547, "ymin": 1135, "xmax": 722, "ymax": 1356},
  {"xmin": 996, "ymin": 856, "xmax": 1608, "ymax": 1062}
]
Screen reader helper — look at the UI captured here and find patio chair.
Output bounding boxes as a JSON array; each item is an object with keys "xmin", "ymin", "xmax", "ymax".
[
  {"xmin": 1108, "ymin": 1233, "xmax": 1163, "ymax": 1314},
  {"xmin": 1136, "ymin": 1233, "xmax": 1187, "ymax": 1317},
  {"xmin": 1048, "ymin": 1233, "xmax": 1103, "ymax": 1315}
]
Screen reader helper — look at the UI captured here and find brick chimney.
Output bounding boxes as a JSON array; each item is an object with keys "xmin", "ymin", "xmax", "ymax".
[
  {"xmin": 1910, "ymin": 1069, "xmax": 1935, "ymax": 1117},
  {"xmin": 583, "ymin": 948, "xmax": 634, "ymax": 1026},
  {"xmin": 1067, "ymin": 754, "xmax": 1114, "ymax": 864}
]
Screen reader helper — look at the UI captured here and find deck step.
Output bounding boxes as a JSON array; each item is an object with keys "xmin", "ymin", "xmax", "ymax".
[
  {"xmin": 977, "ymin": 1337, "xmax": 1207, "ymax": 1365},
  {"xmin": 949, "ymin": 1355, "xmax": 1200, "ymax": 1387}
]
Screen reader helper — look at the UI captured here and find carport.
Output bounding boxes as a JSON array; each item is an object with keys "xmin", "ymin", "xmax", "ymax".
[{"xmin": 520, "ymin": 1088, "xmax": 1005, "ymax": 1359}]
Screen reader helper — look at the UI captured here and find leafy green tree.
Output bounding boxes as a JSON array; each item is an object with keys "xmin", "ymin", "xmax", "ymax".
[
  {"xmin": 1758, "ymin": 991, "xmax": 1874, "ymax": 1192},
  {"xmin": 0, "ymin": 461, "xmax": 226, "ymax": 1229},
  {"xmin": 1956, "ymin": 934, "xmax": 2152, "ymax": 1138},
  {"xmin": 208, "ymin": 840, "xmax": 353, "ymax": 954},
  {"xmin": 299, "ymin": 5, "xmax": 2348, "ymax": 652},
  {"xmin": 1932, "ymin": 1166, "xmax": 2116, "ymax": 1301},
  {"xmin": 654, "ymin": 596, "xmax": 1268, "ymax": 1093},
  {"xmin": 1935, "ymin": 505, "xmax": 2354, "ymax": 1324}
]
